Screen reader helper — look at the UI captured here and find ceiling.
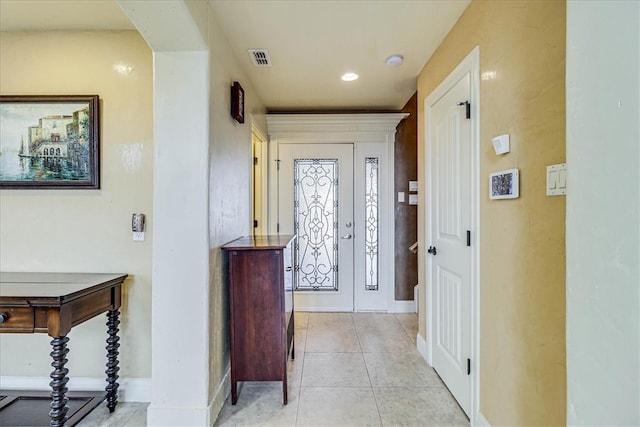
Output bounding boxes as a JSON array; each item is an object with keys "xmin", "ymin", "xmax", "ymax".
[{"xmin": 0, "ymin": 0, "xmax": 470, "ymax": 111}]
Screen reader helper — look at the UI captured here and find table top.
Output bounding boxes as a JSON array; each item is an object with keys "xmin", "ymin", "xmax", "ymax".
[
  {"xmin": 0, "ymin": 272, "xmax": 128, "ymax": 305},
  {"xmin": 222, "ymin": 235, "xmax": 295, "ymax": 251}
]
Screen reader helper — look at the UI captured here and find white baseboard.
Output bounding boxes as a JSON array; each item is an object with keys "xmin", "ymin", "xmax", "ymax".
[
  {"xmin": 392, "ymin": 300, "xmax": 416, "ymax": 313},
  {"xmin": 474, "ymin": 412, "xmax": 491, "ymax": 426},
  {"xmin": 295, "ymin": 306, "xmax": 353, "ymax": 312},
  {"xmin": 147, "ymin": 405, "xmax": 211, "ymax": 426},
  {"xmin": 209, "ymin": 367, "xmax": 231, "ymax": 423},
  {"xmin": 145, "ymin": 368, "xmax": 230, "ymax": 426},
  {"xmin": 416, "ymin": 332, "xmax": 429, "ymax": 364},
  {"xmin": 0, "ymin": 376, "xmax": 151, "ymax": 402},
  {"xmin": 294, "ymin": 301, "xmax": 417, "ymax": 313}
]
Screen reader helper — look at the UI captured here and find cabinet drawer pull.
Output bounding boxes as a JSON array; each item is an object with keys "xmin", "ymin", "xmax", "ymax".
[{"xmin": 0, "ymin": 313, "xmax": 9, "ymax": 323}]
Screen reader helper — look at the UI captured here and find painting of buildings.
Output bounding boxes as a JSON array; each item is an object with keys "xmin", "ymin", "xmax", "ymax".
[{"xmin": 0, "ymin": 96, "xmax": 98, "ymax": 188}]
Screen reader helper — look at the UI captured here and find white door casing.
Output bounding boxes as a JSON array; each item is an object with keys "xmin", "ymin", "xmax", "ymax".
[
  {"xmin": 251, "ymin": 125, "xmax": 268, "ymax": 236},
  {"xmin": 266, "ymin": 114, "xmax": 407, "ymax": 312},
  {"xmin": 424, "ymin": 46, "xmax": 480, "ymax": 420}
]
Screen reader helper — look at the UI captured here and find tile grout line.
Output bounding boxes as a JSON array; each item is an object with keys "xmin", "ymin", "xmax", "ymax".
[
  {"xmin": 352, "ymin": 312, "xmax": 386, "ymax": 427},
  {"xmin": 293, "ymin": 312, "xmax": 311, "ymax": 427}
]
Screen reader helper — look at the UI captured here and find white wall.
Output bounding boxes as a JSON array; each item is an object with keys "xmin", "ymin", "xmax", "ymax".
[
  {"xmin": 147, "ymin": 50, "xmax": 211, "ymax": 425},
  {"xmin": 566, "ymin": 1, "xmax": 640, "ymax": 425},
  {"xmin": 116, "ymin": 1, "xmax": 213, "ymax": 423},
  {"xmin": 117, "ymin": 1, "xmax": 267, "ymax": 423}
]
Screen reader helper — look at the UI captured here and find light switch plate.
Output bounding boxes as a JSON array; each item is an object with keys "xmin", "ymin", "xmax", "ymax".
[
  {"xmin": 398, "ymin": 192, "xmax": 405, "ymax": 203},
  {"xmin": 133, "ymin": 232, "xmax": 145, "ymax": 241},
  {"xmin": 546, "ymin": 163, "xmax": 567, "ymax": 196},
  {"xmin": 409, "ymin": 181, "xmax": 418, "ymax": 192},
  {"xmin": 409, "ymin": 194, "xmax": 418, "ymax": 205}
]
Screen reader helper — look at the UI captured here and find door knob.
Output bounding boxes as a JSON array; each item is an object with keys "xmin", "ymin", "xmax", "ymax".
[
  {"xmin": 427, "ymin": 246, "xmax": 437, "ymax": 255},
  {"xmin": 341, "ymin": 234, "xmax": 353, "ymax": 240}
]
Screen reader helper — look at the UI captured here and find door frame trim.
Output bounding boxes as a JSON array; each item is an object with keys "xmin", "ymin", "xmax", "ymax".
[
  {"xmin": 423, "ymin": 45, "xmax": 480, "ymax": 421},
  {"xmin": 266, "ymin": 113, "xmax": 408, "ymax": 312},
  {"xmin": 251, "ymin": 124, "xmax": 268, "ymax": 235}
]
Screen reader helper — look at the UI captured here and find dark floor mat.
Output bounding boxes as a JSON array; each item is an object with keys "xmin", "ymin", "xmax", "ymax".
[{"xmin": 0, "ymin": 390, "xmax": 105, "ymax": 426}]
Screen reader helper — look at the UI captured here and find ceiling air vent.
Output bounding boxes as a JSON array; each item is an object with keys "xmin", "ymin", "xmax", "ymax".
[{"xmin": 248, "ymin": 49, "xmax": 272, "ymax": 67}]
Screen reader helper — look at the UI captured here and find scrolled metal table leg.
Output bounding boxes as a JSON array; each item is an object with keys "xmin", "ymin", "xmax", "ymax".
[
  {"xmin": 49, "ymin": 335, "xmax": 70, "ymax": 427},
  {"xmin": 105, "ymin": 309, "xmax": 120, "ymax": 413}
]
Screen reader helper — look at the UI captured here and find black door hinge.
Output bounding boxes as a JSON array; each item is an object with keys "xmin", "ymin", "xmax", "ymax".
[
  {"xmin": 253, "ymin": 156, "xmax": 259, "ymax": 166},
  {"xmin": 467, "ymin": 230, "xmax": 471, "ymax": 247},
  {"xmin": 277, "ymin": 223, "xmax": 280, "ymax": 232},
  {"xmin": 254, "ymin": 220, "xmax": 258, "ymax": 228},
  {"xmin": 457, "ymin": 101, "xmax": 471, "ymax": 119},
  {"xmin": 467, "ymin": 358, "xmax": 471, "ymax": 375}
]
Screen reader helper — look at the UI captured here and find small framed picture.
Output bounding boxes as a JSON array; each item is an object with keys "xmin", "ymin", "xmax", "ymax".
[
  {"xmin": 489, "ymin": 168, "xmax": 519, "ymax": 200},
  {"xmin": 230, "ymin": 81, "xmax": 244, "ymax": 124}
]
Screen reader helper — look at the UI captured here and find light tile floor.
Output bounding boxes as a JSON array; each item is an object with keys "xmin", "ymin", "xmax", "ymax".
[
  {"xmin": 214, "ymin": 312, "xmax": 469, "ymax": 427},
  {"xmin": 78, "ymin": 312, "xmax": 469, "ymax": 427}
]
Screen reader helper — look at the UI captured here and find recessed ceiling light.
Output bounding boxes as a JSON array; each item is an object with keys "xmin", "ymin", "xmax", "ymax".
[
  {"xmin": 385, "ymin": 54, "xmax": 404, "ymax": 67},
  {"xmin": 341, "ymin": 72, "xmax": 359, "ymax": 82}
]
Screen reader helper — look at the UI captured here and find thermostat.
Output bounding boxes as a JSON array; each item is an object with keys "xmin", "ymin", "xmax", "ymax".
[{"xmin": 489, "ymin": 168, "xmax": 519, "ymax": 199}]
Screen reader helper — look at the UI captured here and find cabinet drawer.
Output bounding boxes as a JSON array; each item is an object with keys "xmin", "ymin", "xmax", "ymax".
[{"xmin": 0, "ymin": 307, "xmax": 34, "ymax": 332}]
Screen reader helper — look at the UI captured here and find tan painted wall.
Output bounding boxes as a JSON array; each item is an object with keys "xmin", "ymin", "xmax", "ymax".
[
  {"xmin": 207, "ymin": 5, "xmax": 268, "ymax": 413},
  {"xmin": 0, "ymin": 31, "xmax": 153, "ymax": 379},
  {"xmin": 417, "ymin": 1, "xmax": 566, "ymax": 425}
]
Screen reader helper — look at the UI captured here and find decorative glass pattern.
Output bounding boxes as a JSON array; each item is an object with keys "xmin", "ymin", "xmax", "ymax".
[
  {"xmin": 365, "ymin": 157, "xmax": 379, "ymax": 291},
  {"xmin": 294, "ymin": 159, "xmax": 339, "ymax": 291}
]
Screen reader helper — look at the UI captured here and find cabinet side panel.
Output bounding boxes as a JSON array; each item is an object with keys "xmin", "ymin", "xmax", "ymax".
[{"xmin": 229, "ymin": 249, "xmax": 284, "ymax": 381}]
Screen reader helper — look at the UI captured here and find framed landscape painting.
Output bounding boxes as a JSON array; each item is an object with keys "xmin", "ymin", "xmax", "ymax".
[{"xmin": 0, "ymin": 95, "xmax": 100, "ymax": 189}]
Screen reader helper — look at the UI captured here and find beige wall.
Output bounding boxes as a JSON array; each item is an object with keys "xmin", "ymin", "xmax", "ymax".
[
  {"xmin": 207, "ymin": 5, "xmax": 268, "ymax": 414},
  {"xmin": 417, "ymin": 1, "xmax": 566, "ymax": 425},
  {"xmin": 0, "ymin": 31, "xmax": 153, "ymax": 379}
]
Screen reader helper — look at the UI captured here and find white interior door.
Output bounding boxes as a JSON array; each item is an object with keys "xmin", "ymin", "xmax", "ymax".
[
  {"xmin": 427, "ymin": 72, "xmax": 472, "ymax": 415},
  {"xmin": 278, "ymin": 143, "xmax": 354, "ymax": 311}
]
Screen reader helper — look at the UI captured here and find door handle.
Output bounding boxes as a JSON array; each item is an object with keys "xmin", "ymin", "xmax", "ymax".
[
  {"xmin": 427, "ymin": 246, "xmax": 437, "ymax": 255},
  {"xmin": 341, "ymin": 234, "xmax": 352, "ymax": 240}
]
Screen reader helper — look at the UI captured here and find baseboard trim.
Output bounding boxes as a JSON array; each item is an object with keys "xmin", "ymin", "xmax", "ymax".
[
  {"xmin": 474, "ymin": 412, "xmax": 491, "ymax": 427},
  {"xmin": 391, "ymin": 300, "xmax": 416, "ymax": 313},
  {"xmin": 416, "ymin": 332, "xmax": 429, "ymax": 364},
  {"xmin": 145, "ymin": 370, "xmax": 231, "ymax": 427},
  {"xmin": 294, "ymin": 301, "xmax": 417, "ymax": 313},
  {"xmin": 294, "ymin": 306, "xmax": 353, "ymax": 312},
  {"xmin": 209, "ymin": 366, "xmax": 231, "ymax": 424},
  {"xmin": 146, "ymin": 405, "xmax": 211, "ymax": 426},
  {"xmin": 0, "ymin": 376, "xmax": 151, "ymax": 402}
]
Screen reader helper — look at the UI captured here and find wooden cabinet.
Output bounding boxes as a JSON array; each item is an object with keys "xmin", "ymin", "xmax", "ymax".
[{"xmin": 222, "ymin": 235, "xmax": 295, "ymax": 405}]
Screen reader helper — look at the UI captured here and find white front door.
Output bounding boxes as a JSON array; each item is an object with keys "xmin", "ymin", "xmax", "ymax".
[
  {"xmin": 278, "ymin": 143, "xmax": 354, "ymax": 311},
  {"xmin": 427, "ymin": 72, "xmax": 472, "ymax": 414}
]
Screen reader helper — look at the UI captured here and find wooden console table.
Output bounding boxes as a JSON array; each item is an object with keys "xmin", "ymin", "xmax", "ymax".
[{"xmin": 0, "ymin": 272, "xmax": 128, "ymax": 427}]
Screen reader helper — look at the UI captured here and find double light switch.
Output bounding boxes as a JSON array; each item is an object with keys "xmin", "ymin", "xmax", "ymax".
[{"xmin": 546, "ymin": 163, "xmax": 567, "ymax": 196}]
